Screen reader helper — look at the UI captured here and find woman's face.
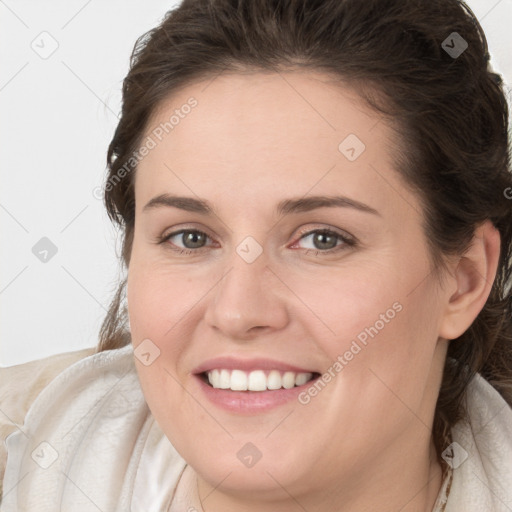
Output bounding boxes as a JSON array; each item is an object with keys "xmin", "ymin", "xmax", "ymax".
[{"xmin": 127, "ymin": 71, "xmax": 451, "ymax": 504}]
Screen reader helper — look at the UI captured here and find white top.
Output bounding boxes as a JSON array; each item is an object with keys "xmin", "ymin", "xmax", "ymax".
[{"xmin": 1, "ymin": 345, "xmax": 511, "ymax": 511}]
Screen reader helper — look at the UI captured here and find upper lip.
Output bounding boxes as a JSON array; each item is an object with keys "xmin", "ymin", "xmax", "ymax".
[{"xmin": 192, "ymin": 357, "xmax": 318, "ymax": 375}]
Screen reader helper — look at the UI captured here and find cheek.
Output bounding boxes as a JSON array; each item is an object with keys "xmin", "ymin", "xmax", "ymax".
[
  {"xmin": 127, "ymin": 256, "xmax": 200, "ymax": 343},
  {"xmin": 126, "ymin": 258, "xmax": 206, "ymax": 409},
  {"xmin": 287, "ymin": 268, "xmax": 404, "ymax": 354},
  {"xmin": 295, "ymin": 262, "xmax": 441, "ymax": 397}
]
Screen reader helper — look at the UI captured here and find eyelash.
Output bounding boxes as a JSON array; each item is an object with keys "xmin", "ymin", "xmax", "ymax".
[{"xmin": 157, "ymin": 226, "xmax": 357, "ymax": 256}]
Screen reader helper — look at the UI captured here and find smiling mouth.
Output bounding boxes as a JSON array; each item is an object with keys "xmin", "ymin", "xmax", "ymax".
[{"xmin": 199, "ymin": 369, "xmax": 320, "ymax": 392}]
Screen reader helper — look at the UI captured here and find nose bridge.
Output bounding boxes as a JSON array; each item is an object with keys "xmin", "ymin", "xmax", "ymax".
[{"xmin": 204, "ymin": 241, "xmax": 288, "ymax": 337}]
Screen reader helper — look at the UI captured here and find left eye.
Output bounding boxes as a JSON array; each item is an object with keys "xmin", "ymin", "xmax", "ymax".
[{"xmin": 293, "ymin": 229, "xmax": 352, "ymax": 251}]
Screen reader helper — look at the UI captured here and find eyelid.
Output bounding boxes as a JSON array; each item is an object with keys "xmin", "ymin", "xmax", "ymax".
[
  {"xmin": 159, "ymin": 221, "xmax": 214, "ymax": 239},
  {"xmin": 294, "ymin": 224, "xmax": 354, "ymax": 238}
]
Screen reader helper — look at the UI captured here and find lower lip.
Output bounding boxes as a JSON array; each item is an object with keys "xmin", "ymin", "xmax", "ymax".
[{"xmin": 195, "ymin": 375, "xmax": 318, "ymax": 414}]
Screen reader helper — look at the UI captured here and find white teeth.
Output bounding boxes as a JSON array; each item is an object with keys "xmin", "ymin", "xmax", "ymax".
[
  {"xmin": 248, "ymin": 370, "xmax": 267, "ymax": 391},
  {"xmin": 267, "ymin": 370, "xmax": 282, "ymax": 390},
  {"xmin": 219, "ymin": 369, "xmax": 231, "ymax": 389},
  {"xmin": 210, "ymin": 369, "xmax": 219, "ymax": 383},
  {"xmin": 230, "ymin": 370, "xmax": 248, "ymax": 391},
  {"xmin": 282, "ymin": 371, "xmax": 295, "ymax": 389},
  {"xmin": 206, "ymin": 369, "xmax": 314, "ymax": 391},
  {"xmin": 295, "ymin": 372, "xmax": 310, "ymax": 386}
]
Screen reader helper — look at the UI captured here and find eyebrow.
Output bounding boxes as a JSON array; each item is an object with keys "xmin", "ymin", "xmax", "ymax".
[{"xmin": 142, "ymin": 193, "xmax": 380, "ymax": 217}]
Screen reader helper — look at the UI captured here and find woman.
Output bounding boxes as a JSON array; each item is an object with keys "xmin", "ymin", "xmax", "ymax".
[{"xmin": 2, "ymin": 0, "xmax": 511, "ymax": 510}]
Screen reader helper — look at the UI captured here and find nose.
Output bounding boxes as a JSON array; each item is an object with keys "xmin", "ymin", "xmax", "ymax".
[{"xmin": 203, "ymin": 251, "xmax": 289, "ymax": 341}]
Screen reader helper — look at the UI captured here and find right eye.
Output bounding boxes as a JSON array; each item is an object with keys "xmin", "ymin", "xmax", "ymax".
[{"xmin": 159, "ymin": 229, "xmax": 216, "ymax": 253}]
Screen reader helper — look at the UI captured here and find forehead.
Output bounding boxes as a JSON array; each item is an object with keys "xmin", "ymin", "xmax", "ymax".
[{"xmin": 134, "ymin": 71, "xmax": 414, "ymax": 221}]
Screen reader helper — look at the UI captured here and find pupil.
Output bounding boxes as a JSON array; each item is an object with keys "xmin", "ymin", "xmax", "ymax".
[
  {"xmin": 314, "ymin": 232, "xmax": 336, "ymax": 250},
  {"xmin": 184, "ymin": 231, "xmax": 205, "ymax": 248}
]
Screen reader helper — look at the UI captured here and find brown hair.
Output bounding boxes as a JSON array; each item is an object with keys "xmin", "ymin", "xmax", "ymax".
[{"xmin": 98, "ymin": 0, "xmax": 512, "ymax": 474}]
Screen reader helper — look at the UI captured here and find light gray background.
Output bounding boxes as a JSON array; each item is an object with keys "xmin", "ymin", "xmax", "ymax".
[{"xmin": 1, "ymin": 0, "xmax": 511, "ymax": 366}]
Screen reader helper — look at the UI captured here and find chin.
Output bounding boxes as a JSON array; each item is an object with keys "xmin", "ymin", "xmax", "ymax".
[
  {"xmin": 175, "ymin": 431, "xmax": 308, "ymax": 493},
  {"xmin": 197, "ymin": 456, "xmax": 307, "ymax": 498}
]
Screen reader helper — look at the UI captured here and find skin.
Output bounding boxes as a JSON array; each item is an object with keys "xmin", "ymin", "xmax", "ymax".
[{"xmin": 126, "ymin": 70, "xmax": 500, "ymax": 511}]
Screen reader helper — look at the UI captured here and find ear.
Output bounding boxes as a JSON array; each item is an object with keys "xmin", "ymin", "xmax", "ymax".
[{"xmin": 438, "ymin": 220, "xmax": 501, "ymax": 340}]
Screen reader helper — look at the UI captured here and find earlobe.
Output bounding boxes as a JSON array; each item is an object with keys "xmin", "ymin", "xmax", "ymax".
[{"xmin": 438, "ymin": 221, "xmax": 501, "ymax": 340}]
